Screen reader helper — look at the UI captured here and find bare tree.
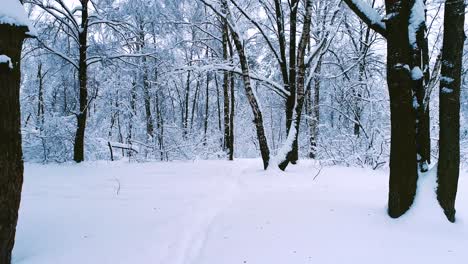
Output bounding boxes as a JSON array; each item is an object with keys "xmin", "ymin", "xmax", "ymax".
[{"xmin": 26, "ymin": 0, "xmax": 150, "ymax": 162}]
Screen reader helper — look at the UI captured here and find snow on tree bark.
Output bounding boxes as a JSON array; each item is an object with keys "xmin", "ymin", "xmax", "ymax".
[
  {"xmin": 220, "ymin": 0, "xmax": 270, "ymax": 169},
  {"xmin": 385, "ymin": 0, "xmax": 419, "ymax": 218},
  {"xmin": 0, "ymin": 1, "xmax": 31, "ymax": 262},
  {"xmin": 437, "ymin": 0, "xmax": 465, "ymax": 223},
  {"xmin": 278, "ymin": 0, "xmax": 313, "ymax": 170},
  {"xmin": 345, "ymin": 0, "xmax": 426, "ymax": 218},
  {"xmin": 408, "ymin": 0, "xmax": 431, "ymax": 172}
]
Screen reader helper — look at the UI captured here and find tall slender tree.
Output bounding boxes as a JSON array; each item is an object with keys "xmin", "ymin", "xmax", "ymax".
[{"xmin": 74, "ymin": 0, "xmax": 90, "ymax": 162}]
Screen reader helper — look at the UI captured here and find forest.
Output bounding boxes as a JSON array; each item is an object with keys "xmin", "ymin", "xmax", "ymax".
[{"xmin": 0, "ymin": 0, "xmax": 467, "ymax": 263}]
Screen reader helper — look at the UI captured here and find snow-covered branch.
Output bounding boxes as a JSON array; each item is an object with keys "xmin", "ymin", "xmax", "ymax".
[
  {"xmin": 343, "ymin": 0, "xmax": 387, "ymax": 38},
  {"xmin": 175, "ymin": 63, "xmax": 289, "ymax": 98}
]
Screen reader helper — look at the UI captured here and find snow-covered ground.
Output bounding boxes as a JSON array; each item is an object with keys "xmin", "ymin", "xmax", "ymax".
[{"xmin": 13, "ymin": 159, "xmax": 468, "ymax": 264}]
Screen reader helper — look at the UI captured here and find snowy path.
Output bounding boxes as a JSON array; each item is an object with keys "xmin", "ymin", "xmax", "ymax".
[{"xmin": 13, "ymin": 160, "xmax": 468, "ymax": 264}]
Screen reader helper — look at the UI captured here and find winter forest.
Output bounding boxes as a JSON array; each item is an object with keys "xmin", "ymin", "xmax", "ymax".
[{"xmin": 1, "ymin": 0, "xmax": 468, "ymax": 263}]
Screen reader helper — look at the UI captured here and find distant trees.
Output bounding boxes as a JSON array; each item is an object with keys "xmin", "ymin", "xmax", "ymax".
[
  {"xmin": 200, "ymin": 0, "xmax": 340, "ymax": 169},
  {"xmin": 0, "ymin": 1, "xmax": 33, "ymax": 262},
  {"xmin": 25, "ymin": 0, "xmax": 90, "ymax": 162},
  {"xmin": 26, "ymin": 0, "xmax": 148, "ymax": 162},
  {"xmin": 15, "ymin": 0, "xmax": 467, "ymax": 222},
  {"xmin": 25, "ymin": 0, "xmax": 93, "ymax": 162},
  {"xmin": 18, "ymin": 0, "xmax": 388, "ymax": 165}
]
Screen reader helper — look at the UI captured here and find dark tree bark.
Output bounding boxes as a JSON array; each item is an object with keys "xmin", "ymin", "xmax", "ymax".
[
  {"xmin": 139, "ymin": 26, "xmax": 154, "ymax": 140},
  {"xmin": 183, "ymin": 50, "xmax": 193, "ymax": 138},
  {"xmin": 344, "ymin": 0, "xmax": 421, "ymax": 218},
  {"xmin": 214, "ymin": 75, "xmax": 224, "ymax": 150},
  {"xmin": 409, "ymin": 0, "xmax": 431, "ymax": 173},
  {"xmin": 222, "ymin": 21, "xmax": 231, "ymax": 152},
  {"xmin": 155, "ymin": 89, "xmax": 165, "ymax": 160},
  {"xmin": 278, "ymin": 0, "xmax": 313, "ymax": 170},
  {"xmin": 73, "ymin": 0, "xmax": 89, "ymax": 162},
  {"xmin": 0, "ymin": 23, "xmax": 28, "ymax": 264},
  {"xmin": 127, "ymin": 78, "xmax": 137, "ymax": 157},
  {"xmin": 203, "ymin": 71, "xmax": 210, "ymax": 144},
  {"xmin": 37, "ymin": 62, "xmax": 45, "ymax": 129},
  {"xmin": 418, "ymin": 103, "xmax": 431, "ymax": 170},
  {"xmin": 285, "ymin": 0, "xmax": 299, "ymax": 164},
  {"xmin": 419, "ymin": 27, "xmax": 431, "ymax": 171},
  {"xmin": 227, "ymin": 31, "xmax": 235, "ymax": 161},
  {"xmin": 229, "ymin": 67, "xmax": 235, "ymax": 161},
  {"xmin": 272, "ymin": 0, "xmax": 301, "ymax": 163},
  {"xmin": 385, "ymin": 0, "xmax": 418, "ymax": 218},
  {"xmin": 190, "ymin": 79, "xmax": 200, "ymax": 130},
  {"xmin": 142, "ymin": 59, "xmax": 154, "ymax": 139},
  {"xmin": 437, "ymin": 0, "xmax": 465, "ymax": 223},
  {"xmin": 273, "ymin": 0, "xmax": 290, "ymax": 91},
  {"xmin": 214, "ymin": 75, "xmax": 222, "ymax": 135}
]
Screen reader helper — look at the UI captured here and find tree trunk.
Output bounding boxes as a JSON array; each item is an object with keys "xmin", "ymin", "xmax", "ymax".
[
  {"xmin": 0, "ymin": 23, "xmax": 27, "ymax": 264},
  {"xmin": 190, "ymin": 79, "xmax": 200, "ymax": 130},
  {"xmin": 227, "ymin": 31, "xmax": 236, "ymax": 160},
  {"xmin": 229, "ymin": 69, "xmax": 235, "ymax": 160},
  {"xmin": 155, "ymin": 90, "xmax": 165, "ymax": 161},
  {"xmin": 139, "ymin": 27, "xmax": 154, "ymax": 140},
  {"xmin": 73, "ymin": 0, "xmax": 89, "ymax": 162},
  {"xmin": 222, "ymin": 21, "xmax": 231, "ymax": 152},
  {"xmin": 273, "ymin": 0, "xmax": 290, "ymax": 92},
  {"xmin": 409, "ymin": 0, "xmax": 431, "ymax": 172},
  {"xmin": 214, "ymin": 75, "xmax": 222, "ymax": 133},
  {"xmin": 419, "ymin": 7, "xmax": 431, "ymax": 171},
  {"xmin": 309, "ymin": 60, "xmax": 321, "ymax": 159},
  {"xmin": 184, "ymin": 56, "xmax": 192, "ymax": 137},
  {"xmin": 143, "ymin": 60, "xmax": 154, "ymax": 139},
  {"xmin": 154, "ymin": 70, "xmax": 165, "ymax": 161},
  {"xmin": 278, "ymin": 0, "xmax": 313, "ymax": 170},
  {"xmin": 37, "ymin": 62, "xmax": 45, "ymax": 129},
  {"xmin": 127, "ymin": 78, "xmax": 137, "ymax": 157},
  {"xmin": 354, "ymin": 48, "xmax": 365, "ymax": 137},
  {"xmin": 203, "ymin": 71, "xmax": 210, "ymax": 144},
  {"xmin": 437, "ymin": 0, "xmax": 465, "ymax": 223},
  {"xmin": 214, "ymin": 75, "xmax": 223, "ymax": 148},
  {"xmin": 285, "ymin": 0, "xmax": 298, "ymax": 164},
  {"xmin": 222, "ymin": 0, "xmax": 270, "ymax": 169},
  {"xmin": 385, "ymin": 0, "xmax": 418, "ymax": 218},
  {"xmin": 345, "ymin": 0, "xmax": 428, "ymax": 218}
]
